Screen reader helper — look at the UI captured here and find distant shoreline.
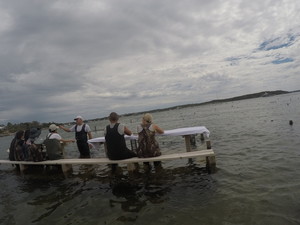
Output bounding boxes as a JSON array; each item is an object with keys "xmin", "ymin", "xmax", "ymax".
[
  {"xmin": 1, "ymin": 90, "xmax": 299, "ymax": 136},
  {"xmin": 100, "ymin": 90, "xmax": 299, "ymax": 120}
]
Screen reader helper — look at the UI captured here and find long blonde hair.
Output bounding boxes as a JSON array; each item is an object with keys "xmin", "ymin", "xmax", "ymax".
[{"xmin": 143, "ymin": 113, "xmax": 153, "ymax": 124}]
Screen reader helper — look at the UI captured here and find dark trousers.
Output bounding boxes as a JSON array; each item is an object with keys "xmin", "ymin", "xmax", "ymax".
[
  {"xmin": 76, "ymin": 141, "xmax": 90, "ymax": 158},
  {"xmin": 108, "ymin": 148, "xmax": 137, "ymax": 160}
]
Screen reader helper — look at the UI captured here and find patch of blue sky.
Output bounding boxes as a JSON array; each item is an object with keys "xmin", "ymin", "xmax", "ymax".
[
  {"xmin": 258, "ymin": 33, "xmax": 297, "ymax": 51},
  {"xmin": 272, "ymin": 58, "xmax": 294, "ymax": 64},
  {"xmin": 225, "ymin": 56, "xmax": 241, "ymax": 66}
]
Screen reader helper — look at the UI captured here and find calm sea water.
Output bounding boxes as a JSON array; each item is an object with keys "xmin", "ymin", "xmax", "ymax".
[{"xmin": 1, "ymin": 92, "xmax": 300, "ymax": 225}]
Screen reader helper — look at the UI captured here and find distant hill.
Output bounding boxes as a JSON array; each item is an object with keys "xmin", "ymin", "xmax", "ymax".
[
  {"xmin": 89, "ymin": 90, "xmax": 295, "ymax": 121},
  {"xmin": 120, "ymin": 90, "xmax": 291, "ymax": 117},
  {"xmin": 207, "ymin": 90, "xmax": 289, "ymax": 104}
]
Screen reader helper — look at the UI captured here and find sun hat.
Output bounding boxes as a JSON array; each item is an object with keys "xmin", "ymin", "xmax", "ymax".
[
  {"xmin": 29, "ymin": 127, "xmax": 42, "ymax": 139},
  {"xmin": 49, "ymin": 124, "xmax": 59, "ymax": 132}
]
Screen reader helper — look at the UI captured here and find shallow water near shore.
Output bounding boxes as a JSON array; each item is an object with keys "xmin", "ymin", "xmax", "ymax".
[{"xmin": 1, "ymin": 92, "xmax": 300, "ymax": 225}]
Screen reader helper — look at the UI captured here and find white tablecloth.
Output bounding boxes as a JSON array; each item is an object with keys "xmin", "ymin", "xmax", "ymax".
[{"xmin": 88, "ymin": 126, "xmax": 209, "ymax": 148}]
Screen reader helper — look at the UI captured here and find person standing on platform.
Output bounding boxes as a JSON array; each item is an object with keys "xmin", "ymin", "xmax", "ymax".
[{"xmin": 59, "ymin": 116, "xmax": 93, "ymax": 158}]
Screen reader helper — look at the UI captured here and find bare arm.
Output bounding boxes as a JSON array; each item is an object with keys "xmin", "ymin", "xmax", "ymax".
[
  {"xmin": 124, "ymin": 126, "xmax": 132, "ymax": 136},
  {"xmin": 153, "ymin": 124, "xmax": 164, "ymax": 134},
  {"xmin": 87, "ymin": 131, "xmax": 93, "ymax": 139},
  {"xmin": 60, "ymin": 139, "xmax": 75, "ymax": 143},
  {"xmin": 59, "ymin": 125, "xmax": 71, "ymax": 132}
]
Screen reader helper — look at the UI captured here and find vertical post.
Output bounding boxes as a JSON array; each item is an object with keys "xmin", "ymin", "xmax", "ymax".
[
  {"xmin": 127, "ymin": 163, "xmax": 137, "ymax": 172},
  {"xmin": 19, "ymin": 164, "xmax": 26, "ymax": 174},
  {"xmin": 200, "ymin": 133, "xmax": 205, "ymax": 141},
  {"xmin": 206, "ymin": 140, "xmax": 211, "ymax": 149},
  {"xmin": 206, "ymin": 156, "xmax": 216, "ymax": 173},
  {"xmin": 184, "ymin": 135, "xmax": 192, "ymax": 152},
  {"xmin": 61, "ymin": 164, "xmax": 72, "ymax": 175},
  {"xmin": 190, "ymin": 134, "xmax": 196, "ymax": 146}
]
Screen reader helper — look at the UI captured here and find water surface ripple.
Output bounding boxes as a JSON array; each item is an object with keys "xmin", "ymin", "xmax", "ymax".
[{"xmin": 1, "ymin": 92, "xmax": 300, "ymax": 224}]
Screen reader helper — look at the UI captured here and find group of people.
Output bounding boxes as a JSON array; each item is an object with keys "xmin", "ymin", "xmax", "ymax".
[
  {"xmin": 9, "ymin": 113, "xmax": 164, "ymax": 169},
  {"xmin": 9, "ymin": 127, "xmax": 44, "ymax": 162}
]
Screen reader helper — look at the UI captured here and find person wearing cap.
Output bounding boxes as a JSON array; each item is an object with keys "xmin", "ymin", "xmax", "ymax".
[
  {"xmin": 44, "ymin": 124, "xmax": 75, "ymax": 160},
  {"xmin": 136, "ymin": 113, "xmax": 164, "ymax": 170},
  {"xmin": 59, "ymin": 116, "xmax": 93, "ymax": 158},
  {"xmin": 47, "ymin": 124, "xmax": 75, "ymax": 143},
  {"xmin": 104, "ymin": 112, "xmax": 137, "ymax": 161}
]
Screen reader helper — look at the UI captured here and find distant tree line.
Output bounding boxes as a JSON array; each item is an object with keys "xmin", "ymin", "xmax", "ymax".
[{"xmin": 0, "ymin": 121, "xmax": 58, "ymax": 137}]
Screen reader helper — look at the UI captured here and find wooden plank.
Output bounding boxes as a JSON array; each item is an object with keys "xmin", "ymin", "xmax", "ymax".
[{"xmin": 0, "ymin": 149, "xmax": 214, "ymax": 166}]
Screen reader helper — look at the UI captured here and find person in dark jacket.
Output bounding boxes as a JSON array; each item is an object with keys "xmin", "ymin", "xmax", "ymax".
[{"xmin": 9, "ymin": 130, "xmax": 25, "ymax": 161}]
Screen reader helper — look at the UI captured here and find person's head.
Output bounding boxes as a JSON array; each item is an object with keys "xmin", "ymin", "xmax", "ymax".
[
  {"xmin": 15, "ymin": 130, "xmax": 25, "ymax": 140},
  {"xmin": 74, "ymin": 115, "xmax": 84, "ymax": 125},
  {"xmin": 108, "ymin": 112, "xmax": 119, "ymax": 123},
  {"xmin": 142, "ymin": 113, "xmax": 153, "ymax": 125},
  {"xmin": 49, "ymin": 124, "xmax": 59, "ymax": 133},
  {"xmin": 29, "ymin": 127, "xmax": 41, "ymax": 140}
]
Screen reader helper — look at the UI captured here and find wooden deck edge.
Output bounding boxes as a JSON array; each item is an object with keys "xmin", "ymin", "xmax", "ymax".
[{"xmin": 0, "ymin": 149, "xmax": 215, "ymax": 165}]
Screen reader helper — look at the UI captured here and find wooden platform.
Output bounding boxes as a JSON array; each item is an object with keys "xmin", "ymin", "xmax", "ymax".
[
  {"xmin": 1, "ymin": 126, "xmax": 216, "ymax": 174},
  {"xmin": 0, "ymin": 149, "xmax": 216, "ymax": 174}
]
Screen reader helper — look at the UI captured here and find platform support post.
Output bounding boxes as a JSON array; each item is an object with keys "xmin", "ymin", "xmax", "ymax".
[
  {"xmin": 184, "ymin": 135, "xmax": 192, "ymax": 152},
  {"xmin": 61, "ymin": 164, "xmax": 72, "ymax": 175},
  {"xmin": 200, "ymin": 133, "xmax": 205, "ymax": 141},
  {"xmin": 206, "ymin": 140, "xmax": 211, "ymax": 149},
  {"xmin": 19, "ymin": 164, "xmax": 26, "ymax": 174},
  {"xmin": 127, "ymin": 163, "xmax": 137, "ymax": 172},
  {"xmin": 206, "ymin": 155, "xmax": 216, "ymax": 173}
]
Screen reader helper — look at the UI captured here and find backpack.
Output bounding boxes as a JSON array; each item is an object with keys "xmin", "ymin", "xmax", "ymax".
[
  {"xmin": 28, "ymin": 143, "xmax": 44, "ymax": 162},
  {"xmin": 43, "ymin": 134, "xmax": 63, "ymax": 160}
]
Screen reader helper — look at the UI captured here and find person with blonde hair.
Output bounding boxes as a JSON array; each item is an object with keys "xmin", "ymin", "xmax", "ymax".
[{"xmin": 136, "ymin": 113, "xmax": 164, "ymax": 169}]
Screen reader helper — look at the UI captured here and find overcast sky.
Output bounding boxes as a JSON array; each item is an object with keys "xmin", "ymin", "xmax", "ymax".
[{"xmin": 0, "ymin": 0, "xmax": 299, "ymax": 124}]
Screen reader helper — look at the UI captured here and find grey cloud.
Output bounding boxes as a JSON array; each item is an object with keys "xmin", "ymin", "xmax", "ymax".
[{"xmin": 0, "ymin": 0, "xmax": 299, "ymax": 123}]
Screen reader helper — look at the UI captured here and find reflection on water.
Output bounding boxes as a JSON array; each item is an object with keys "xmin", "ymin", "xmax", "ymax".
[{"xmin": 0, "ymin": 164, "xmax": 215, "ymax": 224}]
